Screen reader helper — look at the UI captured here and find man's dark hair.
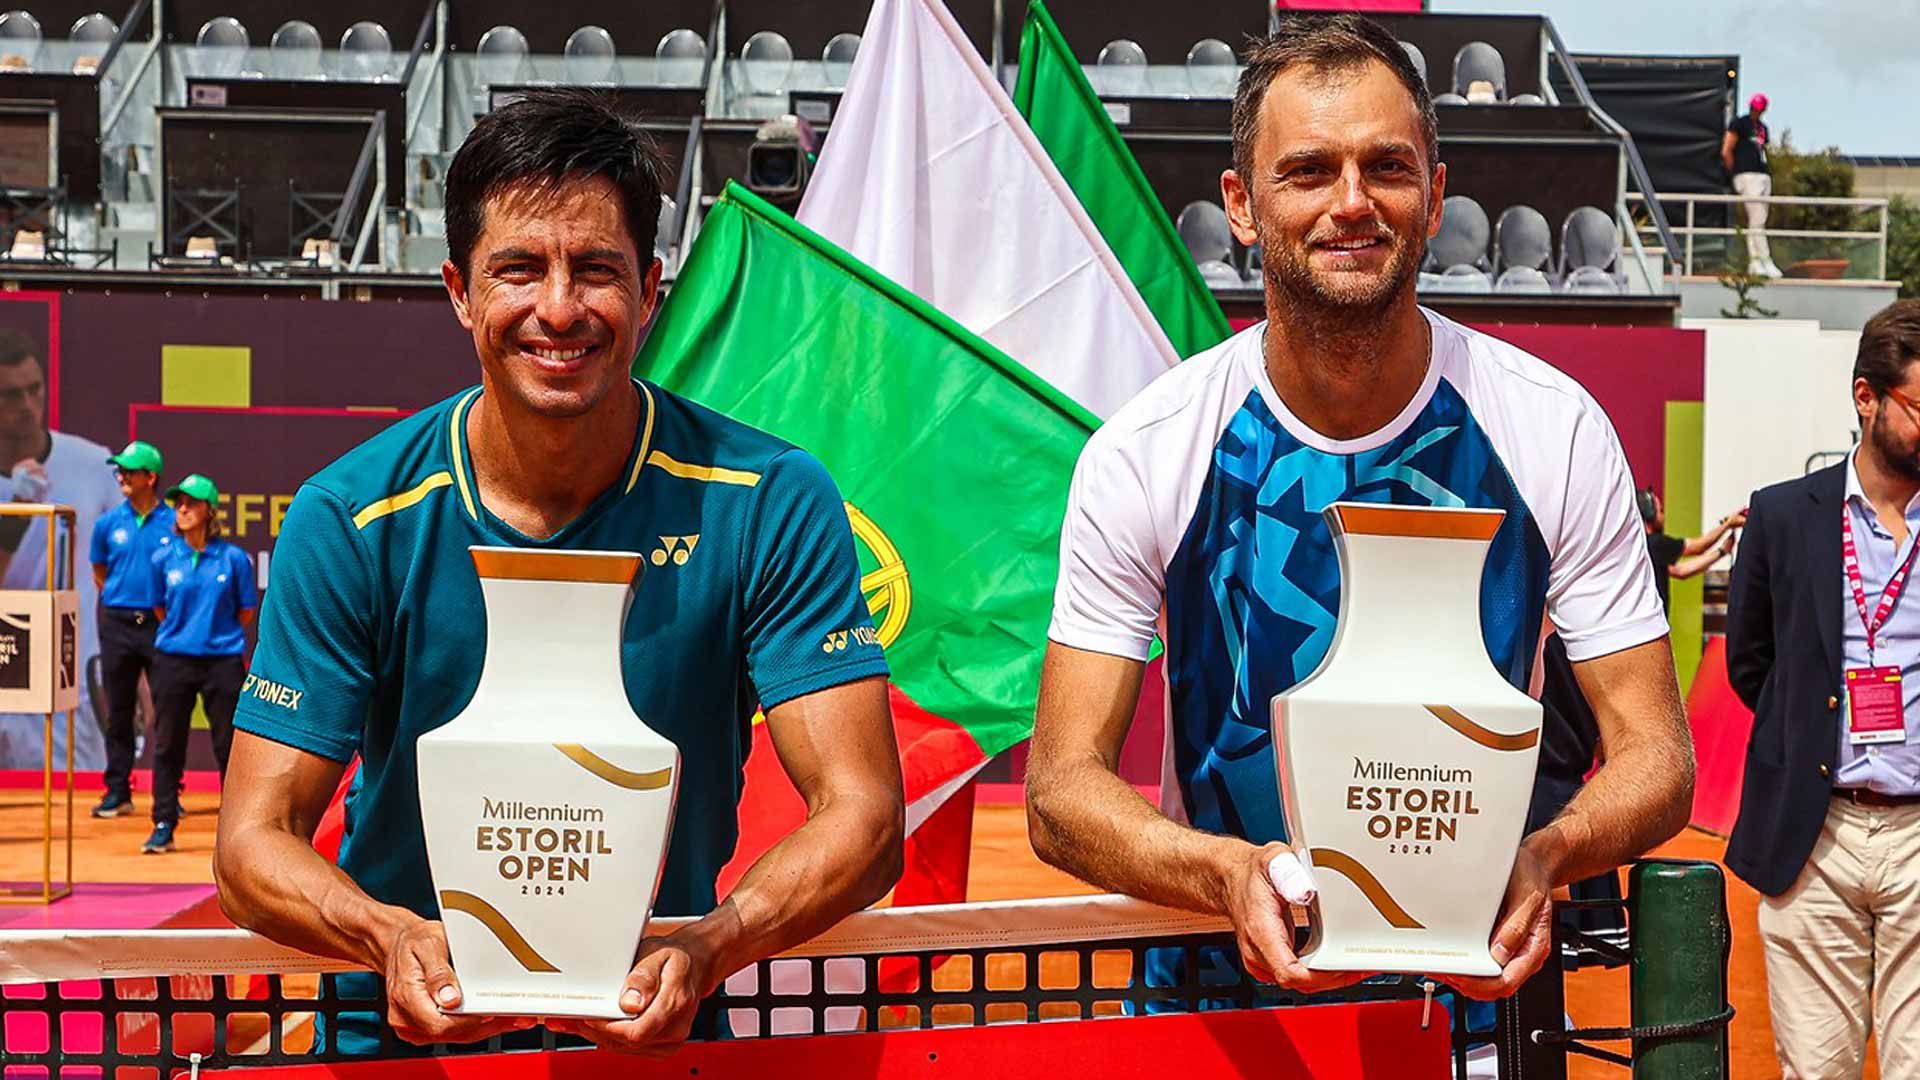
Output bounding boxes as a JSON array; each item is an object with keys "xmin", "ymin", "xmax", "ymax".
[
  {"xmin": 443, "ymin": 88, "xmax": 668, "ymax": 275},
  {"xmin": 1855, "ymin": 299, "xmax": 1920, "ymax": 397},
  {"xmin": 1229, "ymin": 15, "xmax": 1439, "ymax": 184},
  {"xmin": 0, "ymin": 329, "xmax": 43, "ymax": 372},
  {"xmin": 1635, "ymin": 487, "xmax": 1659, "ymax": 525}
]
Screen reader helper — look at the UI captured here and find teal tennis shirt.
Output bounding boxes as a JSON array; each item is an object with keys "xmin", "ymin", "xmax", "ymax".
[{"xmin": 233, "ymin": 380, "xmax": 890, "ymax": 926}]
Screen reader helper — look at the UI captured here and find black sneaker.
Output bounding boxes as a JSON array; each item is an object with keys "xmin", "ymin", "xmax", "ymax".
[
  {"xmin": 141, "ymin": 821, "xmax": 176, "ymax": 854},
  {"xmin": 91, "ymin": 792, "xmax": 133, "ymax": 818}
]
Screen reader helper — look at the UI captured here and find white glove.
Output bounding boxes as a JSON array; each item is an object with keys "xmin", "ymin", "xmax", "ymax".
[
  {"xmin": 1267, "ymin": 848, "xmax": 1318, "ymax": 906},
  {"xmin": 9, "ymin": 460, "xmax": 47, "ymax": 503}
]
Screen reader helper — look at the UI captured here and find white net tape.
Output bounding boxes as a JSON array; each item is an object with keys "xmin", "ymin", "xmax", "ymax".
[{"xmin": 0, "ymin": 893, "xmax": 1233, "ymax": 985}]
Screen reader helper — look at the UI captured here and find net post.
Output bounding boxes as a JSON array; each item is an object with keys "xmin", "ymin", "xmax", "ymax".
[{"xmin": 1627, "ymin": 859, "xmax": 1731, "ymax": 1080}]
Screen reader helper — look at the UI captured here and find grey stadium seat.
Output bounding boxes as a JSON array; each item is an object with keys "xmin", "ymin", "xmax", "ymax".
[
  {"xmin": 1560, "ymin": 206, "xmax": 1619, "ymax": 274},
  {"xmin": 1428, "ymin": 195, "xmax": 1491, "ymax": 272},
  {"xmin": 823, "ymin": 32, "xmax": 860, "ymax": 87},
  {"xmin": 1197, "ymin": 260, "xmax": 1242, "ymax": 289},
  {"xmin": 1452, "ymin": 41, "xmax": 1505, "ymax": 103},
  {"xmin": 656, "ymin": 28, "xmax": 705, "ymax": 85},
  {"xmin": 740, "ymin": 30, "xmax": 794, "ymax": 95},
  {"xmin": 1495, "ymin": 267, "xmax": 1553, "ymax": 294},
  {"xmin": 268, "ymin": 20, "xmax": 322, "ymax": 79},
  {"xmin": 1494, "ymin": 205, "xmax": 1551, "ymax": 272},
  {"xmin": 1432, "ymin": 92, "xmax": 1468, "ymax": 106},
  {"xmin": 1563, "ymin": 265, "xmax": 1623, "ymax": 295},
  {"xmin": 1398, "ymin": 40, "xmax": 1426, "ymax": 88},
  {"xmin": 340, "ymin": 21, "xmax": 393, "ymax": 80},
  {"xmin": 565, "ymin": 26, "xmax": 618, "ymax": 84},
  {"xmin": 1176, "ymin": 201, "xmax": 1233, "ymax": 267},
  {"xmin": 1431, "ymin": 265, "xmax": 1492, "ymax": 293},
  {"xmin": 1186, "ymin": 37, "xmax": 1235, "ymax": 96}
]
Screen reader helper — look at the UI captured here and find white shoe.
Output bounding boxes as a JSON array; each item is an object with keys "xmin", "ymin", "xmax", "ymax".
[{"xmin": 1762, "ymin": 259, "xmax": 1784, "ymax": 279}]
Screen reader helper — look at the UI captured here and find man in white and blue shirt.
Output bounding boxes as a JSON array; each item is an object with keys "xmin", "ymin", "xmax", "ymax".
[{"xmin": 88, "ymin": 440, "xmax": 174, "ymax": 817}]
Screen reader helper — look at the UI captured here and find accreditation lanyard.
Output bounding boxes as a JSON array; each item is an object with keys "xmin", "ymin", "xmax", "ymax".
[{"xmin": 1843, "ymin": 505, "xmax": 1920, "ymax": 663}]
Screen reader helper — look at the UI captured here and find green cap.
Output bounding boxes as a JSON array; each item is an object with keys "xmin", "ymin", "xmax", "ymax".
[
  {"xmin": 165, "ymin": 473, "xmax": 219, "ymax": 505},
  {"xmin": 107, "ymin": 440, "xmax": 163, "ymax": 474}
]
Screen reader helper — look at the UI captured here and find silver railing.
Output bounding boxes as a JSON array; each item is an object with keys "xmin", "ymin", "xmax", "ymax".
[{"xmin": 1625, "ymin": 191, "xmax": 1890, "ymax": 281}]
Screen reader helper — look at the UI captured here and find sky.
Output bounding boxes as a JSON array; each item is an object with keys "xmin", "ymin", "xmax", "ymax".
[{"xmin": 1429, "ymin": 0, "xmax": 1920, "ymax": 156}]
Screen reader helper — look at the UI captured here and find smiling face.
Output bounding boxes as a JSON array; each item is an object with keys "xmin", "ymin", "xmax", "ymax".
[
  {"xmin": 442, "ymin": 175, "xmax": 662, "ymax": 421},
  {"xmin": 1223, "ymin": 58, "xmax": 1443, "ymax": 319},
  {"xmin": 116, "ymin": 467, "xmax": 156, "ymax": 502}
]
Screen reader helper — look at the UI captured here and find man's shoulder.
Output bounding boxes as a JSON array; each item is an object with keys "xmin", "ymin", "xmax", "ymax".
[
  {"xmin": 1084, "ymin": 323, "xmax": 1262, "ymax": 459},
  {"xmin": 1432, "ymin": 312, "xmax": 1608, "ymax": 428},
  {"xmin": 643, "ymin": 381, "xmax": 810, "ymax": 485},
  {"xmin": 1752, "ymin": 464, "xmax": 1838, "ymax": 512},
  {"xmin": 303, "ymin": 390, "xmax": 470, "ymax": 514}
]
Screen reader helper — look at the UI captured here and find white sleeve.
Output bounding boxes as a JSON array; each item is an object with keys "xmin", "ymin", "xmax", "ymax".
[
  {"xmin": 1546, "ymin": 403, "xmax": 1669, "ymax": 661},
  {"xmin": 1048, "ymin": 433, "xmax": 1163, "ymax": 661}
]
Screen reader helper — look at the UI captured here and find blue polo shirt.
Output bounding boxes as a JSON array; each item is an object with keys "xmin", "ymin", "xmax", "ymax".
[
  {"xmin": 149, "ymin": 539, "xmax": 258, "ymax": 656},
  {"xmin": 89, "ymin": 500, "xmax": 176, "ymax": 609}
]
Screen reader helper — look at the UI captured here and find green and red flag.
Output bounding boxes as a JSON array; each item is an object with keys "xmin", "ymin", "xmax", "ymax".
[
  {"xmin": 1012, "ymin": 0, "xmax": 1231, "ymax": 359},
  {"xmin": 636, "ymin": 183, "xmax": 1097, "ymax": 902}
]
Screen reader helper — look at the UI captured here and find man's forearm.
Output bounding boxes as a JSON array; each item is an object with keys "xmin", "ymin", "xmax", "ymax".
[
  {"xmin": 673, "ymin": 789, "xmax": 902, "ymax": 995},
  {"xmin": 1027, "ymin": 755, "xmax": 1242, "ymax": 915},
  {"xmin": 215, "ymin": 824, "xmax": 417, "ymax": 972},
  {"xmin": 1537, "ymin": 646, "xmax": 1694, "ymax": 886}
]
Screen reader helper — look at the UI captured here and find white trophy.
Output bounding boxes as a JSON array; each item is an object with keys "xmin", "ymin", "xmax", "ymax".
[
  {"xmin": 418, "ymin": 547, "xmax": 680, "ymax": 1018},
  {"xmin": 1274, "ymin": 503, "xmax": 1542, "ymax": 977}
]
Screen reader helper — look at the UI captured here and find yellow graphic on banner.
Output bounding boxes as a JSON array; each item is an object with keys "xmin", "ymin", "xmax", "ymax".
[
  {"xmin": 847, "ymin": 503, "xmax": 909, "ymax": 649},
  {"xmin": 160, "ymin": 345, "xmax": 251, "ymax": 407},
  {"xmin": 751, "ymin": 503, "xmax": 907, "ymax": 729}
]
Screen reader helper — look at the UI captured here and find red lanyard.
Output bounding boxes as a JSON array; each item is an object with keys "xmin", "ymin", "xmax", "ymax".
[{"xmin": 1843, "ymin": 505, "xmax": 1920, "ymax": 659}]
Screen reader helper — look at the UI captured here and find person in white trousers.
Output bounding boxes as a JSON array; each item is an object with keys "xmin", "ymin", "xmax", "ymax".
[{"xmin": 1723, "ymin": 92, "xmax": 1781, "ymax": 278}]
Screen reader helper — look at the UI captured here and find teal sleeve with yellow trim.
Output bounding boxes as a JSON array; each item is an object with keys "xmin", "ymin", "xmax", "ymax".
[
  {"xmin": 232, "ymin": 484, "xmax": 376, "ymax": 763},
  {"xmin": 742, "ymin": 450, "xmax": 889, "ymax": 710}
]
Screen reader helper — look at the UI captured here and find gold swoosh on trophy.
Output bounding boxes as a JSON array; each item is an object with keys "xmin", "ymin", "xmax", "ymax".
[
  {"xmin": 438, "ymin": 890, "xmax": 561, "ymax": 973},
  {"xmin": 1307, "ymin": 849, "xmax": 1425, "ymax": 930},
  {"xmin": 554, "ymin": 743, "xmax": 674, "ymax": 791},
  {"xmin": 1425, "ymin": 705, "xmax": 1539, "ymax": 752}
]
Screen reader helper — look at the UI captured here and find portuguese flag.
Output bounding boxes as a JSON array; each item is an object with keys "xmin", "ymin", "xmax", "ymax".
[
  {"xmin": 636, "ymin": 183, "xmax": 1098, "ymax": 902},
  {"xmin": 1012, "ymin": 0, "xmax": 1230, "ymax": 359}
]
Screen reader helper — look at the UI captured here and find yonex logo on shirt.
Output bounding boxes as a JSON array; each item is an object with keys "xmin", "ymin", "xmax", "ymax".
[
  {"xmin": 242, "ymin": 673, "xmax": 303, "ymax": 712},
  {"xmin": 822, "ymin": 626, "xmax": 882, "ymax": 653},
  {"xmin": 651, "ymin": 535, "xmax": 699, "ymax": 566}
]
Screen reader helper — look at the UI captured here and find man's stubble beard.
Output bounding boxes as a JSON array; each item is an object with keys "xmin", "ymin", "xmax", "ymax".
[
  {"xmin": 1257, "ymin": 200, "xmax": 1429, "ymax": 337},
  {"xmin": 1869, "ymin": 411, "xmax": 1920, "ymax": 484}
]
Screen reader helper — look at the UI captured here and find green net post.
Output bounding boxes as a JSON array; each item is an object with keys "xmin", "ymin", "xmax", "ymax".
[{"xmin": 1628, "ymin": 859, "xmax": 1731, "ymax": 1080}]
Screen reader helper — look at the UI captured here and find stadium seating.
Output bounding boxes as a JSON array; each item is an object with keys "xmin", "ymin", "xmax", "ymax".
[
  {"xmin": 1494, "ymin": 205, "xmax": 1551, "ymax": 274},
  {"xmin": 740, "ymin": 30, "xmax": 795, "ymax": 95},
  {"xmin": 0, "ymin": 9, "xmax": 40, "ymax": 72},
  {"xmin": 1563, "ymin": 265, "xmax": 1623, "ymax": 295},
  {"xmin": 339, "ymin": 21, "xmax": 394, "ymax": 81},
  {"xmin": 1398, "ymin": 40, "xmax": 1426, "ymax": 88},
  {"xmin": 1451, "ymin": 41, "xmax": 1505, "ymax": 103},
  {"xmin": 823, "ymin": 32, "xmax": 861, "ymax": 87},
  {"xmin": 267, "ymin": 20, "xmax": 323, "ymax": 79},
  {"xmin": 1175, "ymin": 200, "xmax": 1233, "ymax": 266},
  {"xmin": 1430, "ymin": 264, "xmax": 1493, "ymax": 293},
  {"xmin": 1428, "ymin": 194, "xmax": 1491, "ymax": 273},
  {"xmin": 564, "ymin": 25, "xmax": 618, "ymax": 84},
  {"xmin": 1494, "ymin": 266, "xmax": 1552, "ymax": 294}
]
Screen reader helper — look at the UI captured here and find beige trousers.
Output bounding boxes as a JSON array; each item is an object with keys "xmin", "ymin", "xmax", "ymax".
[
  {"xmin": 1733, "ymin": 171, "xmax": 1774, "ymax": 266},
  {"xmin": 1757, "ymin": 796, "xmax": 1920, "ymax": 1079}
]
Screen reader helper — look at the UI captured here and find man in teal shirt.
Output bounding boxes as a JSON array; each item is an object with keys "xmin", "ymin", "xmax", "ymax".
[{"xmin": 214, "ymin": 89, "xmax": 905, "ymax": 1056}]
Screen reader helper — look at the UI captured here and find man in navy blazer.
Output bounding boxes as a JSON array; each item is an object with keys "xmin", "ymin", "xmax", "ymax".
[{"xmin": 1726, "ymin": 299, "xmax": 1920, "ymax": 1078}]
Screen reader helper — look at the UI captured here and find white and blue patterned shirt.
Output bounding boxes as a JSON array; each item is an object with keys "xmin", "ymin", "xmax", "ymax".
[{"xmin": 1050, "ymin": 309, "xmax": 1668, "ymax": 842}]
